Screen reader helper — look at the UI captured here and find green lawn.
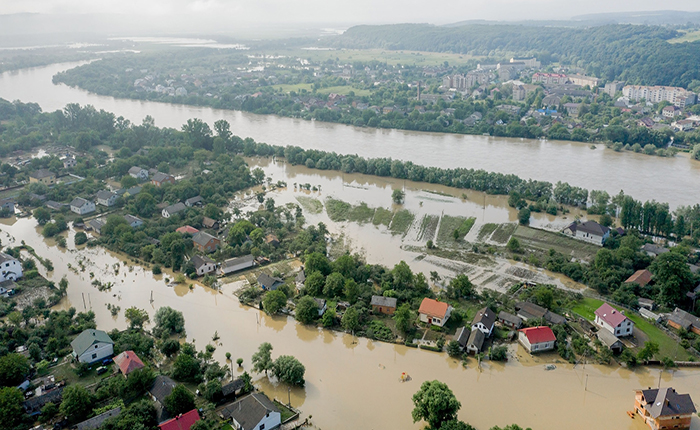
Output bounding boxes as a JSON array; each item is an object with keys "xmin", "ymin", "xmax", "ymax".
[
  {"xmin": 668, "ymin": 29, "xmax": 700, "ymax": 43},
  {"xmin": 273, "ymin": 400, "xmax": 298, "ymax": 423},
  {"xmin": 268, "ymin": 83, "xmax": 371, "ymax": 96},
  {"xmin": 571, "ymin": 298, "xmax": 692, "ymax": 360},
  {"xmin": 295, "ymin": 196, "xmax": 323, "ymax": 214},
  {"xmin": 513, "ymin": 225, "xmax": 600, "ymax": 261},
  {"xmin": 389, "ymin": 209, "xmax": 415, "ymax": 235},
  {"xmin": 372, "ymin": 207, "xmax": 393, "ymax": 226}
]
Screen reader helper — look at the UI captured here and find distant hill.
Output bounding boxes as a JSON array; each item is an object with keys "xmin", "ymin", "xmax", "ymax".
[{"xmin": 572, "ymin": 10, "xmax": 700, "ymax": 25}]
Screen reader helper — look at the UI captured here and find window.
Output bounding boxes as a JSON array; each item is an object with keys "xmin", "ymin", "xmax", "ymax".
[
  {"xmin": 95, "ymin": 345, "xmax": 99, "ymax": 349},
  {"xmin": 259, "ymin": 425, "xmax": 265, "ymax": 430},
  {"xmin": 92, "ymin": 353, "xmax": 97, "ymax": 359}
]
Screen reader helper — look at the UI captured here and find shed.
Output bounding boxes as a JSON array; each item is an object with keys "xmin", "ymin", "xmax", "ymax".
[{"xmin": 597, "ymin": 329, "xmax": 624, "ymax": 354}]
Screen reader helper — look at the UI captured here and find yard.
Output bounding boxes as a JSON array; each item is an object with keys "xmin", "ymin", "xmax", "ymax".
[
  {"xmin": 513, "ymin": 225, "xmax": 600, "ymax": 261},
  {"xmin": 571, "ymin": 298, "xmax": 692, "ymax": 361}
]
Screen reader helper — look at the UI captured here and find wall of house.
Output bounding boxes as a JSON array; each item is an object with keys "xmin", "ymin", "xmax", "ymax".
[
  {"xmin": 77, "ymin": 342, "xmax": 114, "ymax": 363},
  {"xmin": 234, "ymin": 411, "xmax": 281, "ymax": 430},
  {"xmin": 221, "ymin": 261, "xmax": 254, "ymax": 275},
  {"xmin": 372, "ymin": 305, "xmax": 396, "ymax": 315},
  {"xmin": 0, "ymin": 259, "xmax": 22, "ymax": 281},
  {"xmin": 471, "ymin": 322, "xmax": 493, "ymax": 336},
  {"xmin": 575, "ymin": 230, "xmax": 606, "ymax": 245},
  {"xmin": 197, "ymin": 264, "xmax": 216, "ymax": 276}
]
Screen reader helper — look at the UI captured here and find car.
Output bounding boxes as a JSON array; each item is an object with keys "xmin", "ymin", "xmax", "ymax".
[
  {"xmin": 96, "ymin": 366, "xmax": 108, "ymax": 375},
  {"xmin": 101, "ymin": 357, "xmax": 113, "ymax": 366}
]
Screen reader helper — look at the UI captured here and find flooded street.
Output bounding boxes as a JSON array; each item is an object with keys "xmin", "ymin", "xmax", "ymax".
[{"xmin": 1, "ymin": 62, "xmax": 700, "ymax": 208}]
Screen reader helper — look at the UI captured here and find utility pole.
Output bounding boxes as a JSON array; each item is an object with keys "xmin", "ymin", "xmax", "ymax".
[
  {"xmin": 150, "ymin": 290, "xmax": 154, "ymax": 304},
  {"xmin": 585, "ymin": 374, "xmax": 588, "ymax": 391},
  {"xmin": 82, "ymin": 293, "xmax": 86, "ymax": 310},
  {"xmin": 658, "ymin": 369, "xmax": 663, "ymax": 388},
  {"xmin": 288, "ymin": 387, "xmax": 291, "ymax": 407}
]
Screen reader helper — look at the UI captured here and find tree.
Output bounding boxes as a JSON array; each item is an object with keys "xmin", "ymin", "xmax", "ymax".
[
  {"xmin": 124, "ymin": 367, "xmax": 155, "ymax": 397},
  {"xmin": 74, "ymin": 231, "xmax": 88, "ymax": 245},
  {"xmin": 304, "ymin": 271, "xmax": 325, "ymax": 296},
  {"xmin": 272, "ymin": 355, "xmax": 306, "ymax": 386},
  {"xmin": 412, "ymin": 380, "xmax": 461, "ymax": 429},
  {"xmin": 263, "ymin": 290, "xmax": 287, "ymax": 315},
  {"xmin": 506, "ymin": 237, "xmax": 521, "ymax": 253},
  {"xmin": 0, "ymin": 353, "xmax": 30, "ymax": 386},
  {"xmin": 343, "ymin": 279, "xmax": 360, "ymax": 303},
  {"xmin": 252, "ymin": 342, "xmax": 274, "ymax": 375},
  {"xmin": 637, "ymin": 341, "xmax": 660, "ymax": 362},
  {"xmin": 446, "ymin": 340, "xmax": 462, "ymax": 357},
  {"xmin": 172, "ymin": 350, "xmax": 201, "ymax": 382},
  {"xmin": 518, "ymin": 207, "xmax": 531, "ymax": 225},
  {"xmin": 323, "ymin": 272, "xmax": 345, "ymax": 297},
  {"xmin": 650, "ymin": 252, "xmax": 695, "ymax": 306},
  {"xmin": 304, "ymin": 252, "xmax": 331, "ymax": 276},
  {"xmin": 341, "ymin": 306, "xmax": 360, "ymax": 332},
  {"xmin": 124, "ymin": 307, "xmax": 149, "ymax": 330},
  {"xmin": 60, "ymin": 385, "xmax": 93, "ymax": 423},
  {"xmin": 392, "ymin": 189, "xmax": 405, "ymax": 204},
  {"xmin": 0, "ymin": 387, "xmax": 24, "ymax": 430},
  {"xmin": 393, "ymin": 304, "xmax": 414, "ymax": 335},
  {"xmin": 295, "ymin": 296, "xmax": 319, "ymax": 324},
  {"xmin": 449, "ymin": 275, "xmax": 474, "ymax": 299},
  {"xmin": 154, "ymin": 306, "xmax": 185, "ymax": 338},
  {"xmin": 164, "ymin": 385, "xmax": 195, "ymax": 415},
  {"xmin": 160, "ymin": 339, "xmax": 181, "ymax": 357},
  {"xmin": 321, "ymin": 304, "xmax": 336, "ymax": 327},
  {"xmin": 33, "ymin": 207, "xmax": 51, "ymax": 225}
]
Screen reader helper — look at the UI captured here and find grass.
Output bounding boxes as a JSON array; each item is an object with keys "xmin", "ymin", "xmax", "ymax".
[
  {"xmin": 295, "ymin": 196, "xmax": 323, "ymax": 214},
  {"xmin": 325, "ymin": 198, "xmax": 352, "ymax": 221},
  {"xmin": 455, "ymin": 217, "xmax": 475, "ymax": 238},
  {"xmin": 372, "ymin": 207, "xmax": 393, "ymax": 226},
  {"xmin": 513, "ymin": 225, "xmax": 600, "ymax": 261},
  {"xmin": 273, "ymin": 400, "xmax": 298, "ymax": 423},
  {"xmin": 436, "ymin": 215, "xmax": 473, "ymax": 243},
  {"xmin": 477, "ymin": 223, "xmax": 499, "ymax": 242},
  {"xmin": 389, "ymin": 209, "xmax": 415, "ymax": 235},
  {"xmin": 571, "ymin": 298, "xmax": 692, "ymax": 361},
  {"xmin": 668, "ymin": 29, "xmax": 700, "ymax": 44},
  {"xmin": 417, "ymin": 215, "xmax": 439, "ymax": 242},
  {"xmin": 347, "ymin": 202, "xmax": 375, "ymax": 224},
  {"xmin": 491, "ymin": 223, "xmax": 518, "ymax": 244}
]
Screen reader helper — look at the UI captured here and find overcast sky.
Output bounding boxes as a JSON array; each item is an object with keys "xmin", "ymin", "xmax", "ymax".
[{"xmin": 2, "ymin": 0, "xmax": 700, "ymax": 24}]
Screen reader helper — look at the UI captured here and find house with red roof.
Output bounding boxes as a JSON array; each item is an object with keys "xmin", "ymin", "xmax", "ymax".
[
  {"xmin": 158, "ymin": 409, "xmax": 200, "ymax": 430},
  {"xmin": 625, "ymin": 269, "xmax": 652, "ymax": 287},
  {"xmin": 113, "ymin": 350, "xmax": 145, "ymax": 377},
  {"xmin": 594, "ymin": 303, "xmax": 634, "ymax": 337},
  {"xmin": 418, "ymin": 298, "xmax": 452, "ymax": 327},
  {"xmin": 518, "ymin": 326, "xmax": 556, "ymax": 353},
  {"xmin": 176, "ymin": 225, "xmax": 199, "ymax": 235}
]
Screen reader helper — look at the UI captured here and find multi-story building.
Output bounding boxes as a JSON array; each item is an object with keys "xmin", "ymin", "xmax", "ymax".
[
  {"xmin": 604, "ymin": 81, "xmax": 625, "ymax": 97},
  {"xmin": 567, "ymin": 74, "xmax": 600, "ymax": 87},
  {"xmin": 532, "ymin": 73, "xmax": 568, "ymax": 85},
  {"xmin": 634, "ymin": 388, "xmax": 695, "ymax": 430},
  {"xmin": 623, "ymin": 85, "xmax": 697, "ymax": 108},
  {"xmin": 510, "ymin": 57, "xmax": 541, "ymax": 68}
]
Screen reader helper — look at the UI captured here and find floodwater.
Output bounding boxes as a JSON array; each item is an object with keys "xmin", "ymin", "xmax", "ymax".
[
  {"xmin": 2, "ymin": 216, "xmax": 699, "ymax": 430},
  {"xmin": 1, "ymin": 62, "xmax": 700, "ymax": 208}
]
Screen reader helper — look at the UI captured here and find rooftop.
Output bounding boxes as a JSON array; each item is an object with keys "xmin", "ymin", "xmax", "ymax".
[
  {"xmin": 595, "ymin": 303, "xmax": 629, "ymax": 328},
  {"xmin": 113, "ymin": 350, "xmax": 145, "ymax": 376},
  {"xmin": 625, "ymin": 269, "xmax": 652, "ymax": 287},
  {"xmin": 520, "ymin": 326, "xmax": 556, "ymax": 344},
  {"xmin": 640, "ymin": 388, "xmax": 696, "ymax": 418},
  {"xmin": 418, "ymin": 298, "xmax": 450, "ymax": 319},
  {"xmin": 370, "ymin": 295, "xmax": 397, "ymax": 308},
  {"xmin": 219, "ymin": 393, "xmax": 279, "ymax": 430},
  {"xmin": 70, "ymin": 329, "xmax": 113, "ymax": 356},
  {"xmin": 158, "ymin": 409, "xmax": 200, "ymax": 430}
]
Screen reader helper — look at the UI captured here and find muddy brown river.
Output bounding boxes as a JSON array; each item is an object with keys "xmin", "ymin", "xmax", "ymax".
[
  {"xmin": 1, "ymin": 62, "xmax": 700, "ymax": 208},
  {"xmin": 2, "ymin": 160, "xmax": 699, "ymax": 429}
]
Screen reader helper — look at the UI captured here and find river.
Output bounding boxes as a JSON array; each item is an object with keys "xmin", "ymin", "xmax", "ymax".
[{"xmin": 1, "ymin": 62, "xmax": 700, "ymax": 209}]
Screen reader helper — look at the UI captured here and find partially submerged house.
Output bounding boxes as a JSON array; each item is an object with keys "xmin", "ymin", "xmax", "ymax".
[
  {"xmin": 191, "ymin": 255, "xmax": 217, "ymax": 276},
  {"xmin": 219, "ymin": 393, "xmax": 281, "ymax": 430},
  {"xmin": 466, "ymin": 329, "xmax": 485, "ymax": 354},
  {"xmin": 594, "ymin": 303, "xmax": 634, "ymax": 337},
  {"xmin": 471, "ymin": 307, "xmax": 496, "ymax": 337},
  {"xmin": 219, "ymin": 255, "xmax": 255, "ymax": 276},
  {"xmin": 257, "ymin": 273, "xmax": 284, "ymax": 290},
  {"xmin": 418, "ymin": 298, "xmax": 452, "ymax": 327},
  {"xmin": 518, "ymin": 326, "xmax": 556, "ymax": 353},
  {"xmin": 634, "ymin": 388, "xmax": 695, "ymax": 430}
]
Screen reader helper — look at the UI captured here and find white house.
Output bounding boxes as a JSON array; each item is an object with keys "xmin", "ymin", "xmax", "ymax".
[
  {"xmin": 219, "ymin": 255, "xmax": 255, "ymax": 276},
  {"xmin": 594, "ymin": 303, "xmax": 634, "ymax": 337},
  {"xmin": 221, "ymin": 393, "xmax": 281, "ymax": 430},
  {"xmin": 70, "ymin": 197, "xmax": 96, "ymax": 215},
  {"xmin": 418, "ymin": 298, "xmax": 452, "ymax": 327},
  {"xmin": 96, "ymin": 190, "xmax": 118, "ymax": 207},
  {"xmin": 191, "ymin": 255, "xmax": 217, "ymax": 276},
  {"xmin": 161, "ymin": 202, "xmax": 186, "ymax": 218},
  {"xmin": 562, "ymin": 220, "xmax": 610, "ymax": 246},
  {"xmin": 128, "ymin": 166, "xmax": 149, "ymax": 181},
  {"xmin": 518, "ymin": 326, "xmax": 556, "ymax": 353},
  {"xmin": 71, "ymin": 329, "xmax": 114, "ymax": 363},
  {"xmin": 0, "ymin": 253, "xmax": 22, "ymax": 281},
  {"xmin": 471, "ymin": 307, "xmax": 496, "ymax": 337}
]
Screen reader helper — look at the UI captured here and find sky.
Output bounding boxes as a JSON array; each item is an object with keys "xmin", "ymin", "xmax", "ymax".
[{"xmin": 2, "ymin": 0, "xmax": 700, "ymax": 24}]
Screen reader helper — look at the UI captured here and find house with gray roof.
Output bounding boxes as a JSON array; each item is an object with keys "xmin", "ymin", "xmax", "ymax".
[
  {"xmin": 86, "ymin": 218, "xmax": 106, "ymax": 234},
  {"xmin": 257, "ymin": 273, "xmax": 284, "ymax": 291},
  {"xmin": 96, "ymin": 190, "xmax": 118, "ymax": 207},
  {"xmin": 124, "ymin": 215, "xmax": 143, "ymax": 228},
  {"xmin": 191, "ymin": 255, "xmax": 216, "ymax": 276},
  {"xmin": 192, "ymin": 231, "xmax": 221, "ymax": 253},
  {"xmin": 162, "ymin": 202, "xmax": 186, "ymax": 218},
  {"xmin": 635, "ymin": 387, "xmax": 695, "ymax": 430},
  {"xmin": 562, "ymin": 220, "xmax": 610, "ymax": 246},
  {"xmin": 642, "ymin": 243, "xmax": 670, "ymax": 257},
  {"xmin": 471, "ymin": 307, "xmax": 496, "ymax": 337},
  {"xmin": 128, "ymin": 166, "xmax": 149, "ymax": 180},
  {"xmin": 219, "ymin": 255, "xmax": 255, "ymax": 276},
  {"xmin": 71, "ymin": 329, "xmax": 114, "ymax": 363},
  {"xmin": 453, "ymin": 326, "xmax": 470, "ymax": 350},
  {"xmin": 667, "ymin": 307, "xmax": 700, "ymax": 335},
  {"xmin": 371, "ymin": 295, "xmax": 398, "ymax": 315},
  {"xmin": 497, "ymin": 311, "xmax": 523, "ymax": 329},
  {"xmin": 515, "ymin": 302, "xmax": 566, "ymax": 325},
  {"xmin": 70, "ymin": 197, "xmax": 95, "ymax": 215},
  {"xmin": 466, "ymin": 329, "xmax": 485, "ymax": 354},
  {"xmin": 75, "ymin": 407, "xmax": 121, "ymax": 430},
  {"xmin": 149, "ymin": 375, "xmax": 177, "ymax": 423},
  {"xmin": 23, "ymin": 386, "xmax": 64, "ymax": 416},
  {"xmin": 596, "ymin": 329, "xmax": 624, "ymax": 354},
  {"xmin": 151, "ymin": 172, "xmax": 176, "ymax": 187},
  {"xmin": 185, "ymin": 196, "xmax": 203, "ymax": 207},
  {"xmin": 219, "ymin": 393, "xmax": 281, "ymax": 430}
]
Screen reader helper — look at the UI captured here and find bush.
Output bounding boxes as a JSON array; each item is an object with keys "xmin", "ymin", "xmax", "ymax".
[
  {"xmin": 74, "ymin": 232, "xmax": 88, "ymax": 245},
  {"xmin": 489, "ymin": 346, "xmax": 508, "ymax": 361}
]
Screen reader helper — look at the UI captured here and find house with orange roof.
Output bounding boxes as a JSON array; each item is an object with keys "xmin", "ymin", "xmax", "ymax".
[
  {"xmin": 113, "ymin": 350, "xmax": 145, "ymax": 377},
  {"xmin": 176, "ymin": 225, "xmax": 199, "ymax": 235},
  {"xmin": 625, "ymin": 269, "xmax": 652, "ymax": 287},
  {"xmin": 418, "ymin": 298, "xmax": 452, "ymax": 327}
]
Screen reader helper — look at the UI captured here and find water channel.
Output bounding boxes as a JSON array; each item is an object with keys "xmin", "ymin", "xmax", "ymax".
[
  {"xmin": 0, "ymin": 62, "xmax": 699, "ymax": 429},
  {"xmin": 0, "ymin": 62, "xmax": 699, "ymax": 209}
]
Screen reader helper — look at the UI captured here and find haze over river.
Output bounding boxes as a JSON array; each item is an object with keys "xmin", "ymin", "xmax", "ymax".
[
  {"xmin": 0, "ymin": 62, "xmax": 699, "ymax": 429},
  {"xmin": 1, "ymin": 62, "xmax": 700, "ymax": 208}
]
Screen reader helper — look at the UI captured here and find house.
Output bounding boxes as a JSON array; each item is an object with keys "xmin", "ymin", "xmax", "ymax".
[
  {"xmin": 594, "ymin": 303, "xmax": 634, "ymax": 337},
  {"xmin": 124, "ymin": 215, "xmax": 144, "ymax": 228},
  {"xmin": 518, "ymin": 326, "xmax": 556, "ymax": 353},
  {"xmin": 0, "ymin": 197, "xmax": 15, "ymax": 213},
  {"xmin": 642, "ymin": 243, "xmax": 669, "ymax": 257},
  {"xmin": 149, "ymin": 375, "xmax": 177, "ymax": 423},
  {"xmin": 638, "ymin": 117, "xmax": 655, "ymax": 128},
  {"xmin": 515, "ymin": 301, "xmax": 566, "ymax": 325},
  {"xmin": 159, "ymin": 409, "xmax": 200, "ymax": 430},
  {"xmin": 667, "ymin": 308, "xmax": 700, "ymax": 335},
  {"xmin": 113, "ymin": 350, "xmax": 145, "ymax": 377},
  {"xmin": 62, "ymin": 156, "xmax": 77, "ymax": 169},
  {"xmin": 152, "ymin": 172, "xmax": 176, "ymax": 187},
  {"xmin": 45, "ymin": 200, "xmax": 66, "ymax": 211},
  {"xmin": 295, "ymin": 269, "xmax": 306, "ymax": 292},
  {"xmin": 219, "ymin": 255, "xmax": 255, "ymax": 276},
  {"xmin": 191, "ymin": 255, "xmax": 217, "ymax": 276},
  {"xmin": 176, "ymin": 225, "xmax": 199, "ymax": 235},
  {"xmin": 202, "ymin": 217, "xmax": 219, "ymax": 230},
  {"xmin": 29, "ymin": 169, "xmax": 56, "ymax": 185},
  {"xmin": 257, "ymin": 273, "xmax": 283, "ymax": 290},
  {"xmin": 264, "ymin": 234, "xmax": 280, "ymax": 247},
  {"xmin": 370, "ymin": 296, "xmax": 398, "ymax": 315},
  {"xmin": 162, "ymin": 202, "xmax": 187, "ymax": 218},
  {"xmin": 497, "ymin": 311, "xmax": 523, "ymax": 329},
  {"xmin": 662, "ymin": 105, "xmax": 683, "ymax": 118},
  {"xmin": 640, "ymin": 307, "xmax": 662, "ymax": 323},
  {"xmin": 96, "ymin": 190, "xmax": 118, "ymax": 207},
  {"xmin": 597, "ymin": 329, "xmax": 624, "ymax": 354},
  {"xmin": 71, "ymin": 329, "xmax": 114, "ymax": 363},
  {"xmin": 418, "ymin": 298, "xmax": 452, "ymax": 327},
  {"xmin": 23, "ymin": 386, "xmax": 64, "ymax": 416},
  {"xmin": 192, "ymin": 232, "xmax": 221, "ymax": 253},
  {"xmin": 314, "ymin": 298, "xmax": 327, "ymax": 316},
  {"xmin": 563, "ymin": 102, "xmax": 582, "ymax": 117},
  {"xmin": 625, "ymin": 269, "xmax": 652, "ymax": 287},
  {"xmin": 466, "ymin": 329, "xmax": 485, "ymax": 354},
  {"xmin": 219, "ymin": 393, "xmax": 281, "ymax": 430},
  {"xmin": 453, "ymin": 326, "xmax": 470, "ymax": 350},
  {"xmin": 70, "ymin": 197, "xmax": 96, "ymax": 215},
  {"xmin": 184, "ymin": 196, "xmax": 203, "ymax": 207},
  {"xmin": 471, "ymin": 307, "xmax": 496, "ymax": 336},
  {"xmin": 563, "ymin": 220, "xmax": 610, "ymax": 246},
  {"xmin": 0, "ymin": 252, "xmax": 23, "ymax": 281},
  {"xmin": 128, "ymin": 166, "xmax": 149, "ymax": 180},
  {"xmin": 221, "ymin": 378, "xmax": 246, "ymax": 401},
  {"xmin": 75, "ymin": 407, "xmax": 121, "ymax": 430},
  {"xmin": 634, "ymin": 388, "xmax": 695, "ymax": 430},
  {"xmin": 638, "ymin": 298, "xmax": 656, "ymax": 311},
  {"xmin": 86, "ymin": 218, "xmax": 105, "ymax": 234},
  {"xmin": 125, "ymin": 186, "xmax": 143, "ymax": 197}
]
